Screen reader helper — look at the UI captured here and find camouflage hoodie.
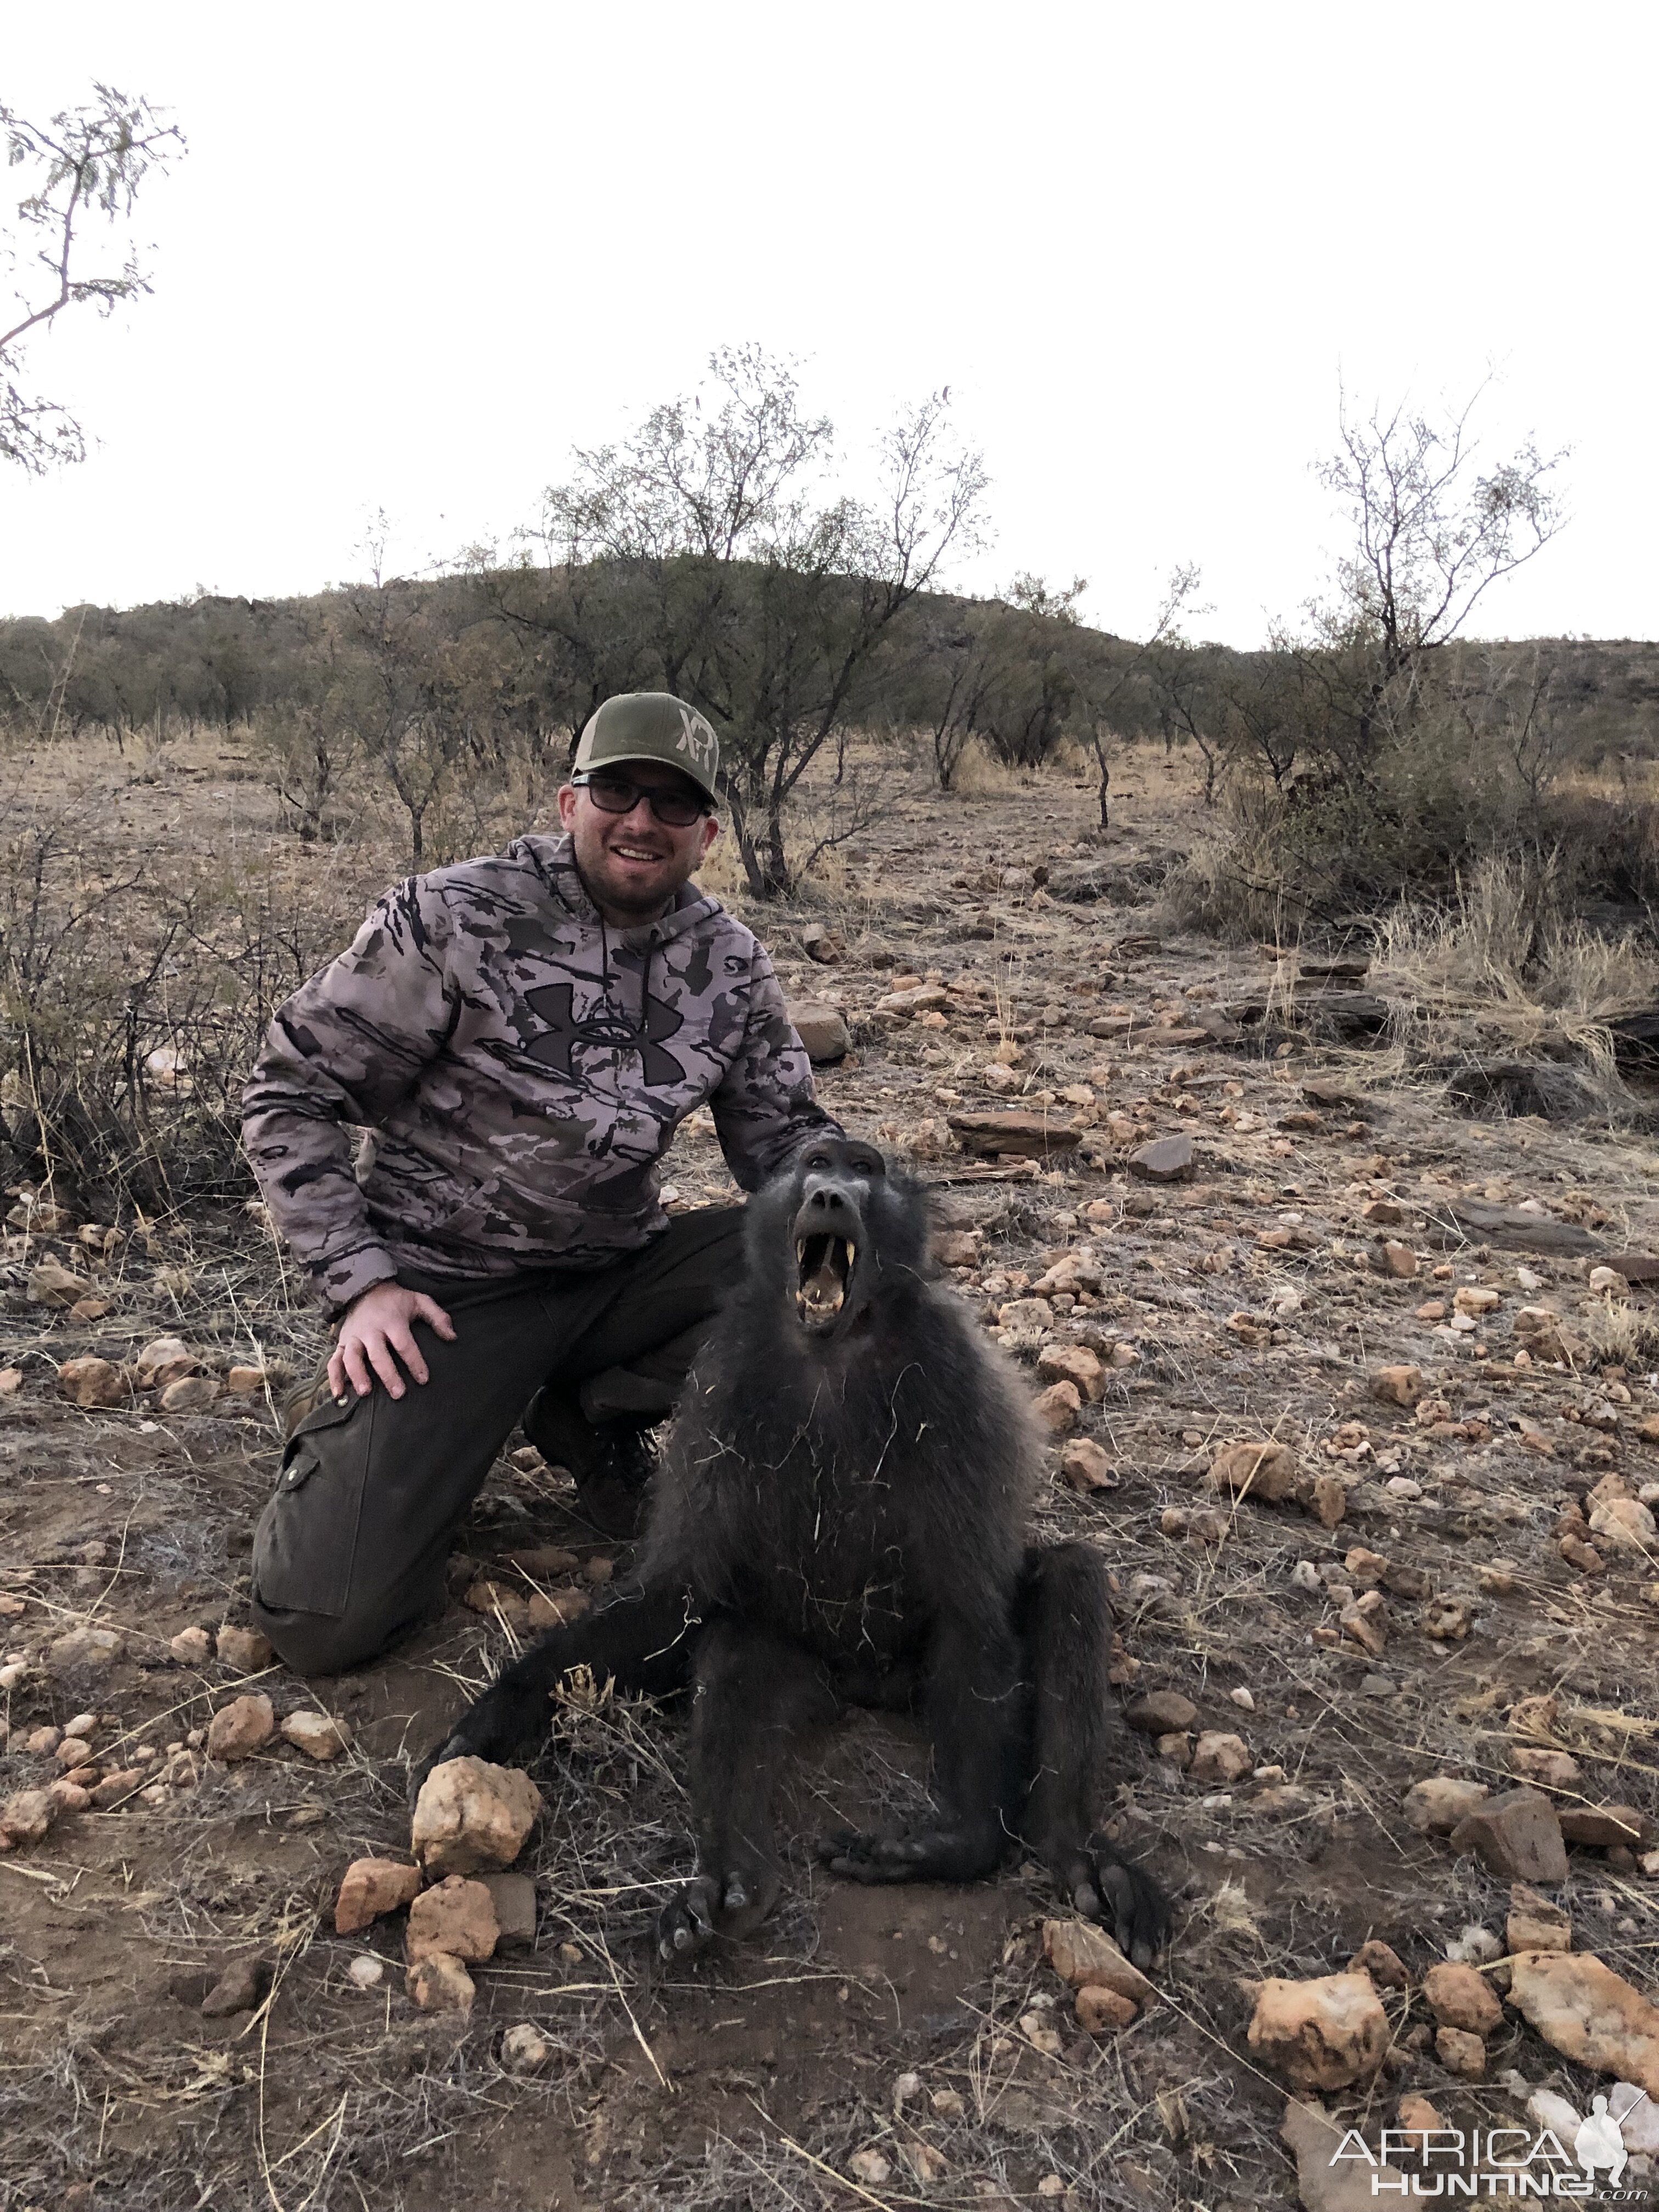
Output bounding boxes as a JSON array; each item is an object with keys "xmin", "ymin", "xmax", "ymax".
[{"xmin": 242, "ymin": 832, "xmax": 837, "ymax": 1308}]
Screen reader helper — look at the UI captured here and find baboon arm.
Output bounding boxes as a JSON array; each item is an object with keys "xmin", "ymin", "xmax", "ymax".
[{"xmin": 917, "ymin": 1609, "xmax": 1026, "ymax": 1865}]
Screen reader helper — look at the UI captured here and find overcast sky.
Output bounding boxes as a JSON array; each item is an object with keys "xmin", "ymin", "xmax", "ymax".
[{"xmin": 3, "ymin": 2, "xmax": 1654, "ymax": 646}]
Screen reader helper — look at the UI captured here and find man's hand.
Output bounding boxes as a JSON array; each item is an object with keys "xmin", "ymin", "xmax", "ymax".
[{"xmin": 328, "ymin": 1282, "xmax": 456, "ymax": 1401}]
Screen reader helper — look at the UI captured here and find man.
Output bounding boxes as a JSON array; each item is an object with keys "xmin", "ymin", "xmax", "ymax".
[{"xmin": 242, "ymin": 692, "xmax": 838, "ymax": 1675}]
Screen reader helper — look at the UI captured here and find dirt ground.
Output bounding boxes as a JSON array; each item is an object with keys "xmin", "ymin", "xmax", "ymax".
[{"xmin": 2, "ymin": 752, "xmax": 1657, "ymax": 2211}]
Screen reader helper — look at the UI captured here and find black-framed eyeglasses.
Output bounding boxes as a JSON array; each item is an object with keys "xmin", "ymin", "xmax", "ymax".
[{"xmin": 572, "ymin": 771, "xmax": 712, "ymax": 827}]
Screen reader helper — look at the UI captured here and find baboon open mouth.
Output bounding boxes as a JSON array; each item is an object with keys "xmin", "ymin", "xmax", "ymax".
[{"xmin": 795, "ymin": 1234, "xmax": 854, "ymax": 1323}]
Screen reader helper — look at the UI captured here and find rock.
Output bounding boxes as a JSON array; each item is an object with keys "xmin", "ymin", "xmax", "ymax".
[
  {"xmin": 1615, "ymin": 2084, "xmax": 1659, "ymax": 2153},
  {"xmin": 0, "ymin": 1367, "xmax": 21, "ymax": 1393},
  {"xmin": 1126, "ymin": 1691, "xmax": 1199, "ymax": 1735},
  {"xmin": 947, "ymin": 1109, "xmax": 1081, "ymax": 1160},
  {"xmin": 1308, "ymin": 1474, "xmax": 1347, "ymax": 1530},
  {"xmin": 406, "ymin": 1952, "xmax": 475, "ymax": 2013},
  {"xmin": 1446, "ymin": 1925, "xmax": 1503, "ymax": 1966},
  {"xmin": 27, "ymin": 1725, "xmax": 63, "ymax": 1753},
  {"xmin": 0, "ymin": 1788, "xmax": 55, "ymax": 1845},
  {"xmin": 280, "ymin": 1711, "xmax": 352, "ymax": 1760},
  {"xmin": 1060, "ymin": 1438, "xmax": 1117, "ymax": 1492},
  {"xmin": 1158, "ymin": 1731, "xmax": 1193, "ymax": 1768},
  {"xmin": 877, "ymin": 983, "xmax": 948, "ymax": 1017},
  {"xmin": 411, "ymin": 1756, "xmax": 545, "ymax": 1876},
  {"xmin": 507, "ymin": 1544, "xmax": 580, "ymax": 1578},
  {"xmin": 1508, "ymin": 1884, "xmax": 1572, "ymax": 1954},
  {"xmin": 526, "ymin": 1587, "xmax": 591, "ymax": 1629},
  {"xmin": 201, "ymin": 1956, "xmax": 272, "ymax": 2017},
  {"xmin": 1527, "ymin": 2087, "xmax": 1584, "ymax": 2143},
  {"xmin": 170, "ymin": 1626, "xmax": 212, "ymax": 1663},
  {"xmin": 1350, "ymin": 1939, "xmax": 1408, "ymax": 1991},
  {"xmin": 407, "ymin": 1874, "xmax": 499, "ymax": 1965},
  {"xmin": 226, "ymin": 1365, "xmax": 268, "ymax": 1395},
  {"xmin": 134, "ymin": 1335, "xmax": 197, "ymax": 1386},
  {"xmin": 1559, "ymin": 1804, "xmax": 1654, "ymax": 1850},
  {"xmin": 1032, "ymin": 1381, "xmax": 1081, "ymax": 1436},
  {"xmin": 1128, "ymin": 1134, "xmax": 1194, "ymax": 1182},
  {"xmin": 206, "ymin": 1694, "xmax": 275, "ymax": 1763},
  {"xmin": 1190, "ymin": 1732, "xmax": 1251, "ymax": 1784},
  {"xmin": 501, "ymin": 2022, "xmax": 551, "ymax": 2073},
  {"xmin": 1453, "ymin": 1285, "xmax": 1501, "ymax": 1316},
  {"xmin": 788, "ymin": 1001, "xmax": 851, "ymax": 1064},
  {"xmin": 1379, "ymin": 1242, "xmax": 1419, "ymax": 1278},
  {"xmin": 1403, "ymin": 1777, "xmax": 1491, "ymax": 1836},
  {"xmin": 346, "ymin": 1954, "xmax": 385, "ymax": 1989},
  {"xmin": 1036, "ymin": 1344, "xmax": 1105, "ymax": 1402},
  {"xmin": 1589, "ymin": 1497, "xmax": 1658, "ymax": 1549},
  {"xmin": 1282, "ymin": 2097, "xmax": 1408, "ymax": 2212},
  {"xmin": 1510, "ymin": 1747, "xmax": 1582, "ymax": 1791},
  {"xmin": 160, "ymin": 1374, "xmax": 219, "ymax": 1413},
  {"xmin": 1344, "ymin": 1548, "xmax": 1389, "ymax": 1588},
  {"xmin": 1450, "ymin": 1788, "xmax": 1568, "ymax": 1884},
  {"xmin": 1208, "ymin": 1440, "xmax": 1299, "ymax": 1502},
  {"xmin": 1396, "ymin": 2095, "xmax": 1449, "ymax": 2152},
  {"xmin": 1247, "ymin": 1972, "xmax": 1390, "ymax": 2090},
  {"xmin": 89, "ymin": 1769, "xmax": 142, "ymax": 1808},
  {"xmin": 46, "ymin": 1779, "xmax": 92, "ymax": 1815},
  {"xmin": 799, "ymin": 922, "xmax": 843, "ymax": 963},
  {"xmin": 848, "ymin": 2150, "xmax": 893, "ymax": 2187},
  {"xmin": 1076, "ymin": 1983, "xmax": 1138, "ymax": 2034},
  {"xmin": 56, "ymin": 1357, "xmax": 128, "ymax": 1409},
  {"xmin": 1042, "ymin": 1917, "xmax": 1154, "ymax": 2002},
  {"xmin": 28, "ymin": 1260, "xmax": 85, "ymax": 1307},
  {"xmin": 1340, "ymin": 1593, "xmax": 1388, "ymax": 1656},
  {"xmin": 1436, "ymin": 2024, "xmax": 1487, "ymax": 2078},
  {"xmin": 1423, "ymin": 1961, "xmax": 1505, "ymax": 2035},
  {"xmin": 478, "ymin": 1870, "xmax": 538, "ymax": 1948},
  {"xmin": 1508, "ymin": 1952, "xmax": 1659, "ymax": 2098},
  {"xmin": 1422, "ymin": 1596, "xmax": 1474, "ymax": 1640},
  {"xmin": 48, "ymin": 1626, "xmax": 124, "ymax": 1672},
  {"xmin": 1370, "ymin": 1365, "xmax": 1426, "ymax": 1408},
  {"xmin": 932, "ymin": 1229, "xmax": 980, "ymax": 1268},
  {"xmin": 215, "ymin": 1624, "xmax": 275, "ymax": 1672},
  {"xmin": 335, "ymin": 1857, "xmax": 422, "ymax": 1934},
  {"xmin": 1362, "ymin": 1199, "xmax": 1406, "ymax": 1227}
]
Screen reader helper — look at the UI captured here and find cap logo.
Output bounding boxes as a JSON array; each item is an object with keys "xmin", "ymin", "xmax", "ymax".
[{"xmin": 675, "ymin": 706, "xmax": 718, "ymax": 774}]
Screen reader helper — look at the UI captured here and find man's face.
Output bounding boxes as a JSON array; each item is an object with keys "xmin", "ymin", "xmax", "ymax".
[{"xmin": 557, "ymin": 761, "xmax": 721, "ymax": 922}]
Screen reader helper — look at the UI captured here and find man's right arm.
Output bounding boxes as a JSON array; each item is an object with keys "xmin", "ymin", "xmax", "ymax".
[{"xmin": 242, "ymin": 877, "xmax": 459, "ymax": 1310}]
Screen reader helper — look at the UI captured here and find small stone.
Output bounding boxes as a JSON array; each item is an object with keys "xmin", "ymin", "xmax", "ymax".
[
  {"xmin": 526, "ymin": 1587, "xmax": 591, "ymax": 1629},
  {"xmin": 1615, "ymin": 2084, "xmax": 1659, "ymax": 2153},
  {"xmin": 226, "ymin": 1365, "xmax": 268, "ymax": 1395},
  {"xmin": 788, "ymin": 1001, "xmax": 851, "ymax": 1063},
  {"xmin": 1450, "ymin": 1787, "xmax": 1568, "ymax": 1883},
  {"xmin": 1247, "ymin": 1972, "xmax": 1390, "ymax": 2089},
  {"xmin": 1403, "ymin": 1778, "xmax": 1491, "ymax": 1835},
  {"xmin": 411, "ymin": 1756, "xmax": 545, "ymax": 1876},
  {"xmin": 46, "ymin": 1778, "xmax": 92, "ymax": 1815},
  {"xmin": 1036, "ymin": 1344, "xmax": 1105, "ymax": 1402},
  {"xmin": 1379, "ymin": 1242, "xmax": 1419, "ymax": 1278},
  {"xmin": 1559, "ymin": 1804, "xmax": 1653, "ymax": 1850},
  {"xmin": 407, "ymin": 1874, "xmax": 499, "ymax": 1965},
  {"xmin": 27, "ymin": 1725, "xmax": 63, "ymax": 1754},
  {"xmin": 1189, "ymin": 1732, "xmax": 1251, "ymax": 1784},
  {"xmin": 1446, "ymin": 1924, "xmax": 1504, "ymax": 1966},
  {"xmin": 406, "ymin": 1951, "xmax": 475, "ymax": 2013},
  {"xmin": 0, "ymin": 1788, "xmax": 55, "ymax": 1844},
  {"xmin": 48, "ymin": 1626, "xmax": 124, "ymax": 1672},
  {"xmin": 1059, "ymin": 1437, "xmax": 1117, "ymax": 1491},
  {"xmin": 1422, "ymin": 1596, "xmax": 1474, "ymax": 1640},
  {"xmin": 1283, "ymin": 2097, "xmax": 1408, "ymax": 2212},
  {"xmin": 1340, "ymin": 1593, "xmax": 1389, "ymax": 1657},
  {"xmin": 201, "ymin": 1956, "xmax": 272, "ymax": 2017},
  {"xmin": 160, "ymin": 1374, "xmax": 219, "ymax": 1413},
  {"xmin": 1076, "ymin": 1983, "xmax": 1138, "ymax": 2034},
  {"xmin": 1126, "ymin": 1690, "xmax": 1199, "ymax": 1735},
  {"xmin": 501, "ymin": 2021, "xmax": 550, "ymax": 2073},
  {"xmin": 1309, "ymin": 1474, "xmax": 1347, "ymax": 1529},
  {"xmin": 1128, "ymin": 1134, "xmax": 1194, "ymax": 1181},
  {"xmin": 206, "ymin": 1694, "xmax": 275, "ymax": 1763},
  {"xmin": 1351, "ymin": 1939, "xmax": 1408, "ymax": 1991},
  {"xmin": 215, "ymin": 1624, "xmax": 275, "ymax": 1672},
  {"xmin": 1589, "ymin": 1496, "xmax": 1658, "ymax": 1550},
  {"xmin": 848, "ymin": 2151, "xmax": 893, "ymax": 2187},
  {"xmin": 280, "ymin": 1711, "xmax": 352, "ymax": 1760},
  {"xmin": 1508, "ymin": 1953, "xmax": 1659, "ymax": 2099},
  {"xmin": 1510, "ymin": 1746, "xmax": 1582, "ymax": 1791},
  {"xmin": 1371, "ymin": 1365, "xmax": 1426, "ymax": 1408},
  {"xmin": 478, "ymin": 1870, "xmax": 537, "ymax": 1948},
  {"xmin": 1453, "ymin": 1286, "xmax": 1501, "ymax": 1316},
  {"xmin": 1508, "ymin": 1884, "xmax": 1572, "ymax": 1954},
  {"xmin": 347, "ymin": 1954, "xmax": 385, "ymax": 1989},
  {"xmin": 1042, "ymin": 1917, "xmax": 1154, "ymax": 2001},
  {"xmin": 29, "ymin": 1260, "xmax": 86, "ymax": 1307},
  {"xmin": 1423, "ymin": 1961, "xmax": 1505, "ymax": 2035},
  {"xmin": 134, "ymin": 1335, "xmax": 196, "ymax": 1387},
  {"xmin": 89, "ymin": 1769, "xmax": 142, "ymax": 1808},
  {"xmin": 335, "ymin": 1857, "xmax": 422, "ymax": 1934},
  {"xmin": 1436, "ymin": 2024, "xmax": 1487, "ymax": 2078},
  {"xmin": 56, "ymin": 1356, "xmax": 128, "ymax": 1409},
  {"xmin": 0, "ymin": 1367, "xmax": 22, "ymax": 1393},
  {"xmin": 1032, "ymin": 1380, "xmax": 1081, "ymax": 1436},
  {"xmin": 1344, "ymin": 1547, "xmax": 1389, "ymax": 1587},
  {"xmin": 55, "ymin": 1735, "xmax": 97, "ymax": 1769},
  {"xmin": 170, "ymin": 1626, "xmax": 212, "ymax": 1663},
  {"xmin": 1209, "ymin": 1440, "xmax": 1299, "ymax": 1502},
  {"xmin": 1362, "ymin": 1199, "xmax": 1406, "ymax": 1227},
  {"xmin": 1157, "ymin": 1730, "xmax": 1193, "ymax": 1768}
]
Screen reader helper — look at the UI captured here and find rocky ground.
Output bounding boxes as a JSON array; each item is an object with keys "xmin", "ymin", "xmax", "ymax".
[{"xmin": 2, "ymin": 754, "xmax": 1657, "ymax": 2211}]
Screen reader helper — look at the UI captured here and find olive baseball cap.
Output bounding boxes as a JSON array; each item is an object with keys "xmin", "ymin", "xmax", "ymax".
[{"xmin": 573, "ymin": 692, "xmax": 721, "ymax": 806}]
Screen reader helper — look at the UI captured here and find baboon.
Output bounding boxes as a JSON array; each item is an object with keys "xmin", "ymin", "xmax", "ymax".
[{"xmin": 419, "ymin": 1136, "xmax": 1169, "ymax": 1967}]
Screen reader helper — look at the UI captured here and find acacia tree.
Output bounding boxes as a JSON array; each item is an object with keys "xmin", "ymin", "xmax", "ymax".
[
  {"xmin": 1, "ymin": 84, "xmax": 184, "ymax": 471},
  {"xmin": 537, "ymin": 347, "xmax": 987, "ymax": 896}
]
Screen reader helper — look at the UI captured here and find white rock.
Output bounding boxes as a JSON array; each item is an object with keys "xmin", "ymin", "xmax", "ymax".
[
  {"xmin": 1614, "ymin": 2085, "xmax": 1659, "ymax": 2154},
  {"xmin": 347, "ymin": 1955, "xmax": 385, "ymax": 1989},
  {"xmin": 1528, "ymin": 2089, "xmax": 1582, "ymax": 2141},
  {"xmin": 501, "ymin": 2022, "xmax": 550, "ymax": 2074},
  {"xmin": 1446, "ymin": 1925, "xmax": 1503, "ymax": 1965}
]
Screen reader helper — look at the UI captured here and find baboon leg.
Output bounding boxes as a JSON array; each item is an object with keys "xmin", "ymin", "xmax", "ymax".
[
  {"xmin": 821, "ymin": 1611, "xmax": 1024, "ymax": 1885},
  {"xmin": 1019, "ymin": 1542, "xmax": 1171, "ymax": 1968},
  {"xmin": 411, "ymin": 1573, "xmax": 698, "ymax": 1797},
  {"xmin": 657, "ymin": 1619, "xmax": 837, "ymax": 1960}
]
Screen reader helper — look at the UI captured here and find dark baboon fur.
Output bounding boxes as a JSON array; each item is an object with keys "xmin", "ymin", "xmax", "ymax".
[{"xmin": 420, "ymin": 1136, "xmax": 1168, "ymax": 1966}]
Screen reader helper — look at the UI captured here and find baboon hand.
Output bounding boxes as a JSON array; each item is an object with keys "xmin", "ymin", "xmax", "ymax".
[
  {"xmin": 656, "ymin": 1869, "xmax": 761, "ymax": 1961},
  {"xmin": 1063, "ymin": 1836, "xmax": 1172, "ymax": 1971}
]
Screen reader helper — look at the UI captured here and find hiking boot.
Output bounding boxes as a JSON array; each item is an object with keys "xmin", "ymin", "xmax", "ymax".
[{"xmin": 522, "ymin": 1390, "xmax": 657, "ymax": 1542}]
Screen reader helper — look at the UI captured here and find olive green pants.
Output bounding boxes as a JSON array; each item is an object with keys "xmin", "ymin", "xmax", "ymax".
[{"xmin": 249, "ymin": 1206, "xmax": 744, "ymax": 1675}]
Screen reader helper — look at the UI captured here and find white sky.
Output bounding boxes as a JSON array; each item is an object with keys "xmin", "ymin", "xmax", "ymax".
[{"xmin": 2, "ymin": 1, "xmax": 1654, "ymax": 646}]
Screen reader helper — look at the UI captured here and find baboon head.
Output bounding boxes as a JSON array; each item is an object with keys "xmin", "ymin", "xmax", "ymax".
[{"xmin": 749, "ymin": 1137, "xmax": 928, "ymax": 1342}]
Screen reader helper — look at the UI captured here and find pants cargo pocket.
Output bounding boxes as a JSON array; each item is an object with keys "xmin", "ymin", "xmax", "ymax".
[{"xmin": 251, "ymin": 1392, "xmax": 373, "ymax": 1619}]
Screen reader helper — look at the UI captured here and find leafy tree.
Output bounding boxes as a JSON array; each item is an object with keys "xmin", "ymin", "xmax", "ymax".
[{"xmin": 1, "ymin": 84, "xmax": 185, "ymax": 471}]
